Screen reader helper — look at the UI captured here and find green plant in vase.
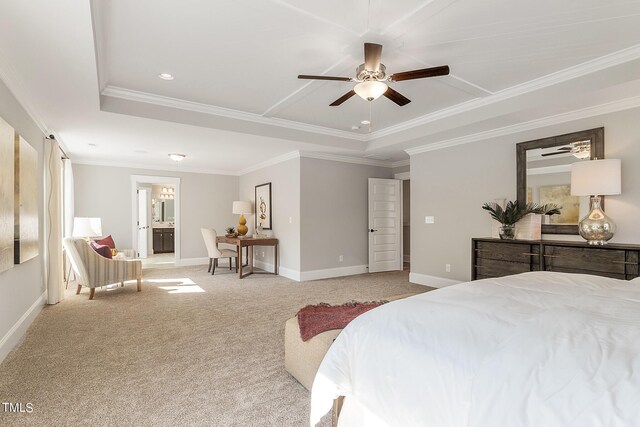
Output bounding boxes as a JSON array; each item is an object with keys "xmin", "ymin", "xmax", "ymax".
[
  {"xmin": 225, "ymin": 226, "xmax": 236, "ymax": 237},
  {"xmin": 482, "ymin": 200, "xmax": 561, "ymax": 240}
]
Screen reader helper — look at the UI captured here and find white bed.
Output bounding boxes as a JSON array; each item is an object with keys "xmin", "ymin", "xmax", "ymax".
[{"xmin": 310, "ymin": 271, "xmax": 640, "ymax": 427}]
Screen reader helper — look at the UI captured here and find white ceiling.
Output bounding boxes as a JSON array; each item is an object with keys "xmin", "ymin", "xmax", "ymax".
[{"xmin": 0, "ymin": 0, "xmax": 639, "ymax": 174}]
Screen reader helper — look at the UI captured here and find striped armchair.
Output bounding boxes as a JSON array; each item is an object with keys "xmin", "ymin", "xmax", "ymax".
[{"xmin": 63, "ymin": 238, "xmax": 142, "ymax": 300}]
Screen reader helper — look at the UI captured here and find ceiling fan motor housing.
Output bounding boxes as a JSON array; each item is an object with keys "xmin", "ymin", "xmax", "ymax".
[{"xmin": 356, "ymin": 63, "xmax": 387, "ymax": 82}]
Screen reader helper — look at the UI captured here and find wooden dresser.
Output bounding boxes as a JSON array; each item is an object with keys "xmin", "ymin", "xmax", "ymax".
[{"xmin": 472, "ymin": 238, "xmax": 640, "ymax": 281}]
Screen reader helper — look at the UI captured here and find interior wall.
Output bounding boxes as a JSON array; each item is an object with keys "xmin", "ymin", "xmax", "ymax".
[
  {"xmin": 73, "ymin": 164, "xmax": 238, "ymax": 260},
  {"xmin": 238, "ymin": 158, "xmax": 301, "ymax": 274},
  {"xmin": 410, "ymin": 107, "xmax": 640, "ymax": 283},
  {"xmin": 299, "ymin": 158, "xmax": 392, "ymax": 272},
  {"xmin": 0, "ymin": 77, "xmax": 46, "ymax": 360},
  {"xmin": 403, "ymin": 179, "xmax": 410, "ymax": 260}
]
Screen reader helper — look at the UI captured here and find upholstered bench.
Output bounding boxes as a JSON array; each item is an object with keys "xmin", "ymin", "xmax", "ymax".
[{"xmin": 284, "ymin": 292, "xmax": 419, "ymax": 391}]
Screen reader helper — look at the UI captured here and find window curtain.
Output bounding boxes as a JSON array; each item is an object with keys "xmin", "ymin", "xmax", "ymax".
[
  {"xmin": 44, "ymin": 138, "xmax": 64, "ymax": 304},
  {"xmin": 63, "ymin": 159, "xmax": 74, "ymax": 237}
]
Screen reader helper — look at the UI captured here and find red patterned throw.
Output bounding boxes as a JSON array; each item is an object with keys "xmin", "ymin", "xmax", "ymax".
[{"xmin": 297, "ymin": 301, "xmax": 386, "ymax": 342}]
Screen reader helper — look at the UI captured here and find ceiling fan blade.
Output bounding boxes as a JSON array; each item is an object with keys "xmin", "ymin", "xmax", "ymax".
[
  {"xmin": 389, "ymin": 65, "xmax": 450, "ymax": 82},
  {"xmin": 330, "ymin": 90, "xmax": 356, "ymax": 106},
  {"xmin": 383, "ymin": 87, "xmax": 411, "ymax": 106},
  {"xmin": 364, "ymin": 43, "xmax": 383, "ymax": 72},
  {"xmin": 298, "ymin": 74, "xmax": 352, "ymax": 82}
]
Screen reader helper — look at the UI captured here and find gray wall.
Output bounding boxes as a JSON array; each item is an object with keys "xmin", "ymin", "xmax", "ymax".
[
  {"xmin": 0, "ymin": 78, "xmax": 45, "ymax": 349},
  {"xmin": 410, "ymin": 107, "xmax": 640, "ymax": 282},
  {"xmin": 73, "ymin": 164, "xmax": 238, "ymax": 260},
  {"xmin": 300, "ymin": 158, "xmax": 392, "ymax": 271},
  {"xmin": 239, "ymin": 158, "xmax": 301, "ymax": 272},
  {"xmin": 403, "ymin": 179, "xmax": 410, "ymax": 259}
]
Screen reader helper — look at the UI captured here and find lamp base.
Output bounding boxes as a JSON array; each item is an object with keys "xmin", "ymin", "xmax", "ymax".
[
  {"xmin": 578, "ymin": 196, "xmax": 615, "ymax": 245},
  {"xmin": 237, "ymin": 214, "xmax": 248, "ymax": 236}
]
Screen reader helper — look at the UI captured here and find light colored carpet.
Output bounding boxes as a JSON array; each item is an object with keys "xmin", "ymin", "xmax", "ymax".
[{"xmin": 0, "ymin": 265, "xmax": 431, "ymax": 426}]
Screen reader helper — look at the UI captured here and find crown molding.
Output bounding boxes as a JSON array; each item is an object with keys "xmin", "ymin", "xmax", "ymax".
[
  {"xmin": 391, "ymin": 158, "xmax": 410, "ymax": 168},
  {"xmin": 299, "ymin": 151, "xmax": 394, "ymax": 168},
  {"xmin": 237, "ymin": 150, "xmax": 301, "ymax": 176},
  {"xmin": 372, "ymin": 44, "xmax": 640, "ymax": 140},
  {"xmin": 406, "ymin": 96, "xmax": 640, "ymax": 156},
  {"xmin": 72, "ymin": 158, "xmax": 239, "ymax": 176},
  {"xmin": 101, "ymin": 85, "xmax": 368, "ymax": 142}
]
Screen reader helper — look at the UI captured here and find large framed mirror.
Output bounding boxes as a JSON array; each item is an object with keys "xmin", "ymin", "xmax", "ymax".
[{"xmin": 516, "ymin": 127, "xmax": 604, "ymax": 235}]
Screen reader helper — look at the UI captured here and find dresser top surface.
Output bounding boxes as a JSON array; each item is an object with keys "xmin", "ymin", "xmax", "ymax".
[{"xmin": 473, "ymin": 237, "xmax": 640, "ymax": 251}]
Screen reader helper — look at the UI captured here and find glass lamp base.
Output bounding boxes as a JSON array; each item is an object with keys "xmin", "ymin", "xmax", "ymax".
[{"xmin": 578, "ymin": 196, "xmax": 615, "ymax": 245}]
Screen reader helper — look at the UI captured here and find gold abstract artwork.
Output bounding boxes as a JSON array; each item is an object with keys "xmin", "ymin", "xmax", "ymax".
[
  {"xmin": 15, "ymin": 134, "xmax": 39, "ymax": 264},
  {"xmin": 539, "ymin": 185, "xmax": 580, "ymax": 224},
  {"xmin": 0, "ymin": 116, "xmax": 14, "ymax": 273}
]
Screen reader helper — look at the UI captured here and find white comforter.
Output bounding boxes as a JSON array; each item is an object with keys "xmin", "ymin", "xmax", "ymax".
[{"xmin": 310, "ymin": 272, "xmax": 640, "ymax": 426}]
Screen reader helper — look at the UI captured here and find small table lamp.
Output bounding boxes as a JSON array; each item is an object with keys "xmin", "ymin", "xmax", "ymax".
[
  {"xmin": 570, "ymin": 159, "xmax": 621, "ymax": 245},
  {"xmin": 232, "ymin": 201, "xmax": 252, "ymax": 236},
  {"xmin": 72, "ymin": 217, "xmax": 103, "ymax": 240}
]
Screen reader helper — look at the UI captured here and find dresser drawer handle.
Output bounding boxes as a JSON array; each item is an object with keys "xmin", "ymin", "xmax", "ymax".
[
  {"xmin": 543, "ymin": 254, "xmax": 560, "ymax": 258},
  {"xmin": 612, "ymin": 261, "xmax": 637, "ymax": 265},
  {"xmin": 522, "ymin": 253, "xmax": 538, "ymax": 256}
]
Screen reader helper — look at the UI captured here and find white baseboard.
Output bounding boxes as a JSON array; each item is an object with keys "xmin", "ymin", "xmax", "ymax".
[
  {"xmin": 0, "ymin": 291, "xmax": 46, "ymax": 364},
  {"xmin": 409, "ymin": 272, "xmax": 462, "ymax": 288},
  {"xmin": 299, "ymin": 265, "xmax": 368, "ymax": 282},
  {"xmin": 252, "ymin": 260, "xmax": 368, "ymax": 282},
  {"xmin": 252, "ymin": 259, "xmax": 301, "ymax": 281}
]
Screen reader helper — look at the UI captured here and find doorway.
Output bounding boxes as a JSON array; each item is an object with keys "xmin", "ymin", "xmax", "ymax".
[
  {"xmin": 395, "ymin": 171, "xmax": 410, "ymax": 270},
  {"xmin": 131, "ymin": 175, "xmax": 181, "ymax": 267},
  {"xmin": 368, "ymin": 178, "xmax": 402, "ymax": 273}
]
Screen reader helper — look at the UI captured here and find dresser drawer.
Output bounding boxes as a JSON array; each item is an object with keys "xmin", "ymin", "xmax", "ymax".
[
  {"xmin": 475, "ymin": 241, "xmax": 540, "ymax": 263},
  {"xmin": 473, "ymin": 240, "xmax": 539, "ymax": 280},
  {"xmin": 543, "ymin": 245, "xmax": 628, "ymax": 279}
]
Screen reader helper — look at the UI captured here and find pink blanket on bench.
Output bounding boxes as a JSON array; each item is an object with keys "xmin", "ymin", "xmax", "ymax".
[{"xmin": 297, "ymin": 302, "xmax": 386, "ymax": 342}]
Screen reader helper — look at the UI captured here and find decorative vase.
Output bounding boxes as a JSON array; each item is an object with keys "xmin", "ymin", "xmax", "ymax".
[
  {"xmin": 256, "ymin": 223, "xmax": 263, "ymax": 238},
  {"xmin": 499, "ymin": 224, "xmax": 516, "ymax": 240}
]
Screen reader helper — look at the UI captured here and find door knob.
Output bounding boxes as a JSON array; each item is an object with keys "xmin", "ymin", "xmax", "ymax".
[{"xmin": 369, "ymin": 229, "xmax": 378, "ymax": 232}]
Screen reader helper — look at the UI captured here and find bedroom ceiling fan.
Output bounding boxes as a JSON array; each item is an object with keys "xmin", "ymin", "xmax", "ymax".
[{"xmin": 298, "ymin": 43, "xmax": 450, "ymax": 107}]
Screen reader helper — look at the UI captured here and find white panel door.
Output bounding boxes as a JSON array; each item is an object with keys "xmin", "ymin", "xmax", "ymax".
[
  {"xmin": 137, "ymin": 188, "xmax": 148, "ymax": 258},
  {"xmin": 368, "ymin": 178, "xmax": 402, "ymax": 273}
]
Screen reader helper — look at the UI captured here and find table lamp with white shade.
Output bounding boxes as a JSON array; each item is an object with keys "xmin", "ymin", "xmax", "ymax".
[
  {"xmin": 232, "ymin": 201, "xmax": 252, "ymax": 236},
  {"xmin": 570, "ymin": 159, "xmax": 621, "ymax": 245},
  {"xmin": 72, "ymin": 217, "xmax": 102, "ymax": 240}
]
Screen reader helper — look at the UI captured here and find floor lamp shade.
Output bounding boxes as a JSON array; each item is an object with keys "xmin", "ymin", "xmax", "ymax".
[
  {"xmin": 72, "ymin": 217, "xmax": 102, "ymax": 238},
  {"xmin": 570, "ymin": 159, "xmax": 621, "ymax": 245},
  {"xmin": 232, "ymin": 201, "xmax": 252, "ymax": 236}
]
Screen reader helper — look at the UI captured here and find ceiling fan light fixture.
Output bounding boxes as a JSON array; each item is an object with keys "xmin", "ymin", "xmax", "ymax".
[
  {"xmin": 354, "ymin": 81, "xmax": 388, "ymax": 101},
  {"xmin": 168, "ymin": 153, "xmax": 186, "ymax": 162}
]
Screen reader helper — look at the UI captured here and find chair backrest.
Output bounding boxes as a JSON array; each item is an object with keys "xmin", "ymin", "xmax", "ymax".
[
  {"xmin": 201, "ymin": 228, "xmax": 222, "ymax": 258},
  {"xmin": 63, "ymin": 237, "xmax": 90, "ymax": 285}
]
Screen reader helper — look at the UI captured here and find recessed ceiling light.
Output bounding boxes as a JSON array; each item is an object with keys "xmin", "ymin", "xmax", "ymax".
[
  {"xmin": 351, "ymin": 125, "xmax": 360, "ymax": 130},
  {"xmin": 361, "ymin": 120, "xmax": 371, "ymax": 125},
  {"xmin": 88, "ymin": 143, "xmax": 97, "ymax": 147},
  {"xmin": 158, "ymin": 73, "xmax": 174, "ymax": 80},
  {"xmin": 168, "ymin": 153, "xmax": 186, "ymax": 162}
]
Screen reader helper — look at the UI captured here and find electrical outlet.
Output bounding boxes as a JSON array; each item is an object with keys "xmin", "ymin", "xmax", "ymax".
[
  {"xmin": 425, "ymin": 216, "xmax": 435, "ymax": 224},
  {"xmin": 445, "ymin": 264, "xmax": 451, "ymax": 273},
  {"xmin": 339, "ymin": 255, "xmax": 344, "ymax": 262},
  {"xmin": 289, "ymin": 217, "xmax": 292, "ymax": 224},
  {"xmin": 261, "ymin": 251, "xmax": 265, "ymax": 257}
]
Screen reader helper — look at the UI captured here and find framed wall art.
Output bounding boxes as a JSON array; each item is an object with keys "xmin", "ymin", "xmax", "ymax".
[
  {"xmin": 0, "ymin": 116, "xmax": 14, "ymax": 273},
  {"xmin": 14, "ymin": 134, "xmax": 39, "ymax": 264},
  {"xmin": 255, "ymin": 182, "xmax": 272, "ymax": 230}
]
